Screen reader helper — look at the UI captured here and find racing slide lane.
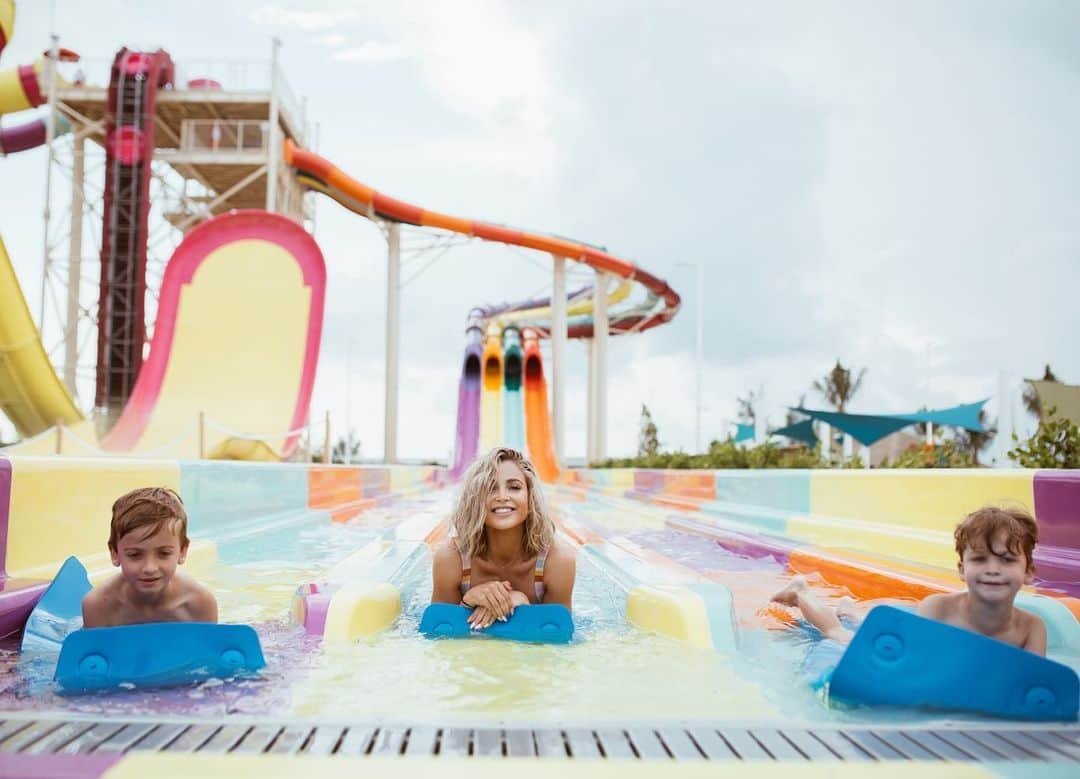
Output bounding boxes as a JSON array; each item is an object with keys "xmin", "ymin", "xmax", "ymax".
[
  {"xmin": 522, "ymin": 328, "xmax": 558, "ymax": 482},
  {"xmin": 99, "ymin": 210, "xmax": 325, "ymax": 459},
  {"xmin": 502, "ymin": 326, "xmax": 525, "ymax": 451},
  {"xmin": 449, "ymin": 319, "xmax": 482, "ymax": 478},
  {"xmin": 479, "ymin": 325, "xmax": 503, "ymax": 450}
]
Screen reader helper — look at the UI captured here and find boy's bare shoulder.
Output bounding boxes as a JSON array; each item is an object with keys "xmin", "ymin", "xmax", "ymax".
[
  {"xmin": 82, "ymin": 575, "xmax": 123, "ymax": 626},
  {"xmin": 175, "ymin": 574, "xmax": 217, "ymax": 622},
  {"xmin": 1015, "ymin": 606, "xmax": 1047, "ymax": 633},
  {"xmin": 917, "ymin": 591, "xmax": 961, "ymax": 618}
]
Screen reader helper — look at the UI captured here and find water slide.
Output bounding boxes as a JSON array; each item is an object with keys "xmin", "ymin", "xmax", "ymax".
[
  {"xmin": 284, "ymin": 139, "xmax": 681, "ymax": 475},
  {"xmin": 0, "ymin": 0, "xmax": 83, "ymax": 439},
  {"xmin": 522, "ymin": 328, "xmax": 558, "ymax": 481},
  {"xmin": 98, "ymin": 211, "xmax": 325, "ymax": 459},
  {"xmin": 479, "ymin": 324, "xmax": 503, "ymax": 450},
  {"xmin": 5, "ymin": 212, "xmax": 325, "ymax": 459},
  {"xmin": 449, "ymin": 314, "xmax": 483, "ymax": 478},
  {"xmin": 0, "ymin": 235, "xmax": 84, "ymax": 437},
  {"xmin": 501, "ymin": 326, "xmax": 525, "ymax": 451},
  {"xmin": 95, "ymin": 48, "xmax": 174, "ymax": 422}
]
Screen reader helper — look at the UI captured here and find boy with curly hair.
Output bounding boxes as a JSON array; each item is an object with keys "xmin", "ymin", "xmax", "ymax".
[{"xmin": 772, "ymin": 505, "xmax": 1047, "ymax": 655}]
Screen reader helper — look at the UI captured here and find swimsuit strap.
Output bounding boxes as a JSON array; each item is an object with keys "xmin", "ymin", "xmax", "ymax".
[
  {"xmin": 534, "ymin": 547, "xmax": 548, "ymax": 601},
  {"xmin": 455, "ymin": 539, "xmax": 472, "ymax": 595}
]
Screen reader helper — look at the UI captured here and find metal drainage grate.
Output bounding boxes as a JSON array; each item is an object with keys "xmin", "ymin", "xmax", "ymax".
[{"xmin": 0, "ymin": 718, "xmax": 1078, "ymax": 761}]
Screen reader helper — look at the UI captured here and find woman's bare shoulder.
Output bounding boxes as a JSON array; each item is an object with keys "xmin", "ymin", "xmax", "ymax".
[
  {"xmin": 432, "ymin": 538, "xmax": 462, "ymax": 567},
  {"xmin": 547, "ymin": 537, "xmax": 577, "ymax": 559}
]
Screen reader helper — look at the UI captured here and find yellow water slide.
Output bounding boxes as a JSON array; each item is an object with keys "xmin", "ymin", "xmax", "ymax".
[
  {"xmin": 0, "ymin": 236, "xmax": 83, "ymax": 438},
  {"xmin": 0, "ymin": 0, "xmax": 84, "ymax": 439}
]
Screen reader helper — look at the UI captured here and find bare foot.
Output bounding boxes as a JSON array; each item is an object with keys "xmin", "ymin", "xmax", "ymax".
[
  {"xmin": 836, "ymin": 596, "xmax": 861, "ymax": 621},
  {"xmin": 771, "ymin": 575, "xmax": 808, "ymax": 606}
]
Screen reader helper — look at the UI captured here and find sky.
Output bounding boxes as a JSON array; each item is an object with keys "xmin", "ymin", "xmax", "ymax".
[{"xmin": 1, "ymin": 1, "xmax": 1078, "ymax": 464}]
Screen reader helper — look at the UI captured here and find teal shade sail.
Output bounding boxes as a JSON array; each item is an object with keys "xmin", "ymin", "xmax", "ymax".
[
  {"xmin": 734, "ymin": 423, "xmax": 755, "ymax": 443},
  {"xmin": 789, "ymin": 399, "xmax": 989, "ymax": 448},
  {"xmin": 771, "ymin": 418, "xmax": 817, "ymax": 448}
]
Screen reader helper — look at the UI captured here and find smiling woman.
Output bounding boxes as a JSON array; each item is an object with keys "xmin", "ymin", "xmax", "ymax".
[{"xmin": 431, "ymin": 446, "xmax": 575, "ymax": 630}]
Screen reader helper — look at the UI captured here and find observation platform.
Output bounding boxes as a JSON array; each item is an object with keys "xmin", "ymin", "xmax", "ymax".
[{"xmin": 55, "ymin": 76, "xmax": 309, "ymax": 224}]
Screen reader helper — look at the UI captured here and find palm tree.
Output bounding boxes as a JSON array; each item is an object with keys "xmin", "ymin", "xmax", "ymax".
[
  {"xmin": 954, "ymin": 409, "xmax": 997, "ymax": 466},
  {"xmin": 1023, "ymin": 364, "xmax": 1059, "ymax": 421},
  {"xmin": 638, "ymin": 404, "xmax": 660, "ymax": 457},
  {"xmin": 813, "ymin": 360, "xmax": 866, "ymax": 413}
]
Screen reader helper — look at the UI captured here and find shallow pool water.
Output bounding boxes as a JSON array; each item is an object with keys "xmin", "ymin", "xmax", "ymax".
[{"xmin": 2, "ymin": 485, "xmax": 1075, "ymax": 726}]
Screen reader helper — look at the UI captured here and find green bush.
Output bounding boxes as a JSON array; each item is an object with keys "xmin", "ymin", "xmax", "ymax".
[
  {"xmin": 593, "ymin": 437, "xmax": 828, "ymax": 469},
  {"xmin": 1008, "ymin": 408, "xmax": 1080, "ymax": 468},
  {"xmin": 881, "ymin": 440, "xmax": 975, "ymax": 469}
]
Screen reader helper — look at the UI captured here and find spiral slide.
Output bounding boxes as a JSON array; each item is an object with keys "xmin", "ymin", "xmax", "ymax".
[{"xmin": 285, "ymin": 140, "xmax": 680, "ymax": 476}]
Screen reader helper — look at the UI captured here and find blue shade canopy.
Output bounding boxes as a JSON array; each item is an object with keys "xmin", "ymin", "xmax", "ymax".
[
  {"xmin": 790, "ymin": 408, "xmax": 910, "ymax": 447},
  {"xmin": 734, "ymin": 422, "xmax": 755, "ymax": 443},
  {"xmin": 892, "ymin": 400, "xmax": 989, "ymax": 432},
  {"xmin": 771, "ymin": 418, "xmax": 817, "ymax": 448},
  {"xmin": 790, "ymin": 399, "xmax": 989, "ymax": 447}
]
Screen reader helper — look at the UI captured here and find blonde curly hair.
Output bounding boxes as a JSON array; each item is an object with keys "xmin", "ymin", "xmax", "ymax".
[{"xmin": 451, "ymin": 447, "xmax": 554, "ymax": 560}]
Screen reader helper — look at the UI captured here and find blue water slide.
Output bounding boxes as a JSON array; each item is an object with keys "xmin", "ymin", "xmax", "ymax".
[{"xmin": 502, "ymin": 326, "xmax": 525, "ymax": 451}]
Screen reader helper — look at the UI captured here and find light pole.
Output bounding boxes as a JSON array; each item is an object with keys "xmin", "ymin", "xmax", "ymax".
[{"xmin": 678, "ymin": 260, "xmax": 704, "ymax": 452}]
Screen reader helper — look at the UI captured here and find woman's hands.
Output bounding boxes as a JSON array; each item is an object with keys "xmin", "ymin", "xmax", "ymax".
[{"xmin": 463, "ymin": 582, "xmax": 531, "ymax": 629}]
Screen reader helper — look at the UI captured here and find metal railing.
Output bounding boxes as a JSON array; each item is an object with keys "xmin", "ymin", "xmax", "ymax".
[{"xmin": 179, "ymin": 119, "xmax": 269, "ymax": 154}]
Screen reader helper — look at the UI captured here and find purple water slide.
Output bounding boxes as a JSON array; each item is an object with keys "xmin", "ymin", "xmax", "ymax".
[
  {"xmin": 0, "ymin": 118, "xmax": 46, "ymax": 156},
  {"xmin": 449, "ymin": 319, "xmax": 484, "ymax": 478}
]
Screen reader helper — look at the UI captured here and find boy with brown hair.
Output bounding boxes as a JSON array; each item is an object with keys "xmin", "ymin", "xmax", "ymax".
[
  {"xmin": 771, "ymin": 505, "xmax": 1048, "ymax": 655},
  {"xmin": 82, "ymin": 487, "xmax": 217, "ymax": 628}
]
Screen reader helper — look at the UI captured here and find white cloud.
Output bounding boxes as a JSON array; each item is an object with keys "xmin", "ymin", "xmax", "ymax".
[
  {"xmin": 249, "ymin": 6, "xmax": 358, "ymax": 33},
  {"xmin": 320, "ymin": 34, "xmax": 347, "ymax": 48},
  {"xmin": 332, "ymin": 41, "xmax": 411, "ymax": 65}
]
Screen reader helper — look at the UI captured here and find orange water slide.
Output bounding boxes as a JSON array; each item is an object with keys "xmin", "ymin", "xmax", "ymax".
[{"xmin": 522, "ymin": 328, "xmax": 558, "ymax": 481}]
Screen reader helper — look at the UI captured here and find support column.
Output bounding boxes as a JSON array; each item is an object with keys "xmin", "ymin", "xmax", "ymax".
[
  {"xmin": 383, "ymin": 223, "xmax": 401, "ymax": 463},
  {"xmin": 39, "ymin": 35, "xmax": 60, "ymax": 328},
  {"xmin": 586, "ymin": 338, "xmax": 595, "ymax": 464},
  {"xmin": 63, "ymin": 133, "xmax": 86, "ymax": 396},
  {"xmin": 265, "ymin": 38, "xmax": 282, "ymax": 213},
  {"xmin": 694, "ymin": 260, "xmax": 704, "ymax": 452},
  {"xmin": 550, "ymin": 255, "xmax": 567, "ymax": 465},
  {"xmin": 593, "ymin": 271, "xmax": 609, "ymax": 462}
]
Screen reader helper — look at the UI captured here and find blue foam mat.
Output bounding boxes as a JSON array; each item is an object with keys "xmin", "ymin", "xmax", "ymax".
[
  {"xmin": 56, "ymin": 622, "xmax": 266, "ymax": 693},
  {"xmin": 829, "ymin": 605, "xmax": 1079, "ymax": 721},
  {"xmin": 19, "ymin": 557, "xmax": 266, "ymax": 693},
  {"xmin": 20, "ymin": 556, "xmax": 92, "ymax": 654},
  {"xmin": 419, "ymin": 603, "xmax": 573, "ymax": 643}
]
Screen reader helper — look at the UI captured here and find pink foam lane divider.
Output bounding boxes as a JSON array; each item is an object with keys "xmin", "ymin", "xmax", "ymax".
[
  {"xmin": 0, "ymin": 459, "xmax": 51, "ymax": 640},
  {"xmin": 0, "ymin": 752, "xmax": 124, "ymax": 778},
  {"xmin": 295, "ymin": 582, "xmax": 332, "ymax": 635},
  {"xmin": 101, "ymin": 210, "xmax": 326, "ymax": 457},
  {"xmin": 1034, "ymin": 470, "xmax": 1080, "ymax": 598}
]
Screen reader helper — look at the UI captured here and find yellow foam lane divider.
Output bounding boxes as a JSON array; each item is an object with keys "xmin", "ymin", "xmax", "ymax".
[
  {"xmin": 626, "ymin": 583, "xmax": 737, "ymax": 652},
  {"xmin": 102, "ymin": 753, "xmax": 1001, "ymax": 778},
  {"xmin": 322, "ymin": 582, "xmax": 401, "ymax": 644}
]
